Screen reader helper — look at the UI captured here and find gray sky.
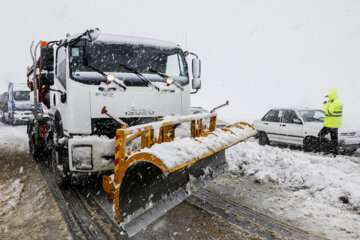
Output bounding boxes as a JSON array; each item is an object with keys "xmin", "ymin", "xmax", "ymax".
[{"xmin": 1, "ymin": 0, "xmax": 359, "ymax": 120}]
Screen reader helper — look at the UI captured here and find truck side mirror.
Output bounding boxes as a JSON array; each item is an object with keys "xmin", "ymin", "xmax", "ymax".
[
  {"xmin": 40, "ymin": 72, "xmax": 54, "ymax": 86},
  {"xmin": 192, "ymin": 58, "xmax": 201, "ymax": 90},
  {"xmin": 40, "ymin": 46, "xmax": 54, "ymax": 71},
  {"xmin": 87, "ymin": 28, "xmax": 101, "ymax": 42}
]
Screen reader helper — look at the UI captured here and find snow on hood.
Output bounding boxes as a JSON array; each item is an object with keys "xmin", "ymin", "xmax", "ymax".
[
  {"xmin": 95, "ymin": 33, "xmax": 180, "ymax": 50},
  {"xmin": 14, "ymin": 101, "xmax": 33, "ymax": 109}
]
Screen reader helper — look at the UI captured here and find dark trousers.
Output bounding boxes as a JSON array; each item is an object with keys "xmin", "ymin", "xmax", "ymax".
[{"xmin": 318, "ymin": 127, "xmax": 338, "ymax": 154}]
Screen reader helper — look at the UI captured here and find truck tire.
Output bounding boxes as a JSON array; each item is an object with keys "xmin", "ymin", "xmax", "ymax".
[
  {"xmin": 29, "ymin": 134, "xmax": 42, "ymax": 161},
  {"xmin": 52, "ymin": 116, "xmax": 70, "ymax": 189},
  {"xmin": 52, "ymin": 147, "xmax": 70, "ymax": 189},
  {"xmin": 303, "ymin": 136, "xmax": 319, "ymax": 152},
  {"xmin": 10, "ymin": 114, "xmax": 14, "ymax": 125},
  {"xmin": 259, "ymin": 132, "xmax": 269, "ymax": 146},
  {"xmin": 28, "ymin": 122, "xmax": 45, "ymax": 161}
]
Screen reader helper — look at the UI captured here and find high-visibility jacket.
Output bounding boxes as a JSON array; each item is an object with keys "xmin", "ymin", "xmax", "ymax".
[{"xmin": 323, "ymin": 88, "xmax": 343, "ymax": 128}]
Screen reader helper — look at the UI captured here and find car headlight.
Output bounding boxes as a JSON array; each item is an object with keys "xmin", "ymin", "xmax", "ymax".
[{"xmin": 72, "ymin": 145, "xmax": 93, "ymax": 170}]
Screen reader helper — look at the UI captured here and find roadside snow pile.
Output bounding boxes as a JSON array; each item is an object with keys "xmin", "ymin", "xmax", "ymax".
[
  {"xmin": 0, "ymin": 123, "xmax": 28, "ymax": 151},
  {"xmin": 227, "ymin": 141, "xmax": 360, "ymax": 211}
]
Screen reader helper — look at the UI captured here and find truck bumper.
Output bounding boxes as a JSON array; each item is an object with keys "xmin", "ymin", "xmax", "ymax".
[
  {"xmin": 13, "ymin": 111, "xmax": 33, "ymax": 124},
  {"xmin": 68, "ymin": 136, "xmax": 115, "ymax": 174}
]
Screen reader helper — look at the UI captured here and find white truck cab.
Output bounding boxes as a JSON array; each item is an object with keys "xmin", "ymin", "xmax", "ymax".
[
  {"xmin": 28, "ymin": 29, "xmax": 202, "ymax": 185},
  {"xmin": 7, "ymin": 83, "xmax": 33, "ymax": 125}
]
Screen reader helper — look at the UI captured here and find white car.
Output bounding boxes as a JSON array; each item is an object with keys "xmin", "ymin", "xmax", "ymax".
[{"xmin": 253, "ymin": 108, "xmax": 360, "ymax": 153}]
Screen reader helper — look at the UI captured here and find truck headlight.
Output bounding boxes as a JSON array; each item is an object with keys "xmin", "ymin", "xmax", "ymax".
[
  {"xmin": 36, "ymin": 112, "xmax": 43, "ymax": 120},
  {"xmin": 72, "ymin": 145, "xmax": 93, "ymax": 170},
  {"xmin": 166, "ymin": 77, "xmax": 173, "ymax": 85},
  {"xmin": 107, "ymin": 74, "xmax": 115, "ymax": 82}
]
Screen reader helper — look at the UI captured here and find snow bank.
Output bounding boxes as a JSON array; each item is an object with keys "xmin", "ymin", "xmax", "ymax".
[{"xmin": 227, "ymin": 141, "xmax": 360, "ymax": 211}]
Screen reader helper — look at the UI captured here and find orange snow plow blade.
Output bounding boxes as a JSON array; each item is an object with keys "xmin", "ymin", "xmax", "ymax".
[{"xmin": 102, "ymin": 113, "xmax": 256, "ymax": 236}]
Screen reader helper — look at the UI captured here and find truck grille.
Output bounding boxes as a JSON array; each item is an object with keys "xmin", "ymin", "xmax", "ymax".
[{"xmin": 91, "ymin": 117, "xmax": 159, "ymax": 138}]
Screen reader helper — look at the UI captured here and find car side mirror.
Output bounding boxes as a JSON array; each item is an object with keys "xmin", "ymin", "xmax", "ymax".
[
  {"xmin": 293, "ymin": 119, "xmax": 302, "ymax": 124},
  {"xmin": 39, "ymin": 72, "xmax": 54, "ymax": 86},
  {"xmin": 192, "ymin": 58, "xmax": 201, "ymax": 89}
]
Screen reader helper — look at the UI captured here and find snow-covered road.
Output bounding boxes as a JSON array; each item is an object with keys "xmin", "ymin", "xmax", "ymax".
[
  {"xmin": 0, "ymin": 123, "xmax": 71, "ymax": 239},
  {"xmin": 1, "ymin": 122, "xmax": 359, "ymax": 239},
  {"xmin": 224, "ymin": 140, "xmax": 360, "ymax": 239},
  {"xmin": 0, "ymin": 122, "xmax": 28, "ymax": 152}
]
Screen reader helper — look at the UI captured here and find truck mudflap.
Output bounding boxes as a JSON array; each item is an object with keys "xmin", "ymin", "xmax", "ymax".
[{"xmin": 102, "ymin": 113, "xmax": 257, "ymax": 235}]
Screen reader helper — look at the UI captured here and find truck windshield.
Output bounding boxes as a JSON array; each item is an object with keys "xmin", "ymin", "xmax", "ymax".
[
  {"xmin": 69, "ymin": 41, "xmax": 188, "ymax": 86},
  {"xmin": 299, "ymin": 110, "xmax": 325, "ymax": 122},
  {"xmin": 13, "ymin": 91, "xmax": 30, "ymax": 101}
]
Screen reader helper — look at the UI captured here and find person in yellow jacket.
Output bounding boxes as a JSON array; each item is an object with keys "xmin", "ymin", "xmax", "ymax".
[{"xmin": 318, "ymin": 88, "xmax": 343, "ymax": 155}]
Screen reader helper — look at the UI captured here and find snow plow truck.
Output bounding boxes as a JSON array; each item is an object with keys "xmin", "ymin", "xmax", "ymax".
[{"xmin": 26, "ymin": 28, "xmax": 256, "ymax": 233}]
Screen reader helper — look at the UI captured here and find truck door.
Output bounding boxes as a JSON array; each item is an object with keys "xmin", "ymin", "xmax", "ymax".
[
  {"xmin": 278, "ymin": 110, "xmax": 304, "ymax": 145},
  {"xmin": 53, "ymin": 46, "xmax": 68, "ymax": 125}
]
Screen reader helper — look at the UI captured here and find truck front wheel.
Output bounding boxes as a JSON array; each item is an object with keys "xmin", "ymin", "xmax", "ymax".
[
  {"xmin": 10, "ymin": 113, "xmax": 15, "ymax": 125},
  {"xmin": 52, "ymin": 147, "xmax": 70, "ymax": 189},
  {"xmin": 52, "ymin": 118, "xmax": 70, "ymax": 189},
  {"xmin": 28, "ymin": 123, "xmax": 45, "ymax": 161},
  {"xmin": 29, "ymin": 134, "xmax": 42, "ymax": 161}
]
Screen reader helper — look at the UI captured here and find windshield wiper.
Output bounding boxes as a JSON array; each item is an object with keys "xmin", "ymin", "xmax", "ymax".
[
  {"xmin": 84, "ymin": 64, "xmax": 127, "ymax": 91},
  {"xmin": 117, "ymin": 63, "xmax": 160, "ymax": 92},
  {"xmin": 148, "ymin": 69, "xmax": 184, "ymax": 91}
]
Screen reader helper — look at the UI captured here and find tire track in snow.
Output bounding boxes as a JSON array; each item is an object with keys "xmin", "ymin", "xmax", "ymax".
[
  {"xmin": 37, "ymin": 160, "xmax": 127, "ymax": 239},
  {"xmin": 187, "ymin": 188, "xmax": 327, "ymax": 240}
]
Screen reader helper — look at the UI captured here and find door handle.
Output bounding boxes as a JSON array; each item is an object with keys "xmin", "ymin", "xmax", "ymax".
[
  {"xmin": 280, "ymin": 124, "xmax": 286, "ymax": 127},
  {"xmin": 263, "ymin": 122, "xmax": 268, "ymax": 125}
]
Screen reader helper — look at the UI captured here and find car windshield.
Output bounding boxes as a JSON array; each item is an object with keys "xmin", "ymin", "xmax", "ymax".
[
  {"xmin": 13, "ymin": 91, "xmax": 30, "ymax": 101},
  {"xmin": 299, "ymin": 110, "xmax": 325, "ymax": 122},
  {"xmin": 69, "ymin": 40, "xmax": 188, "ymax": 85}
]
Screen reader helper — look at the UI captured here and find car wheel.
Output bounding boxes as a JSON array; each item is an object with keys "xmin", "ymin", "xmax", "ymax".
[
  {"xmin": 303, "ymin": 136, "xmax": 319, "ymax": 152},
  {"xmin": 259, "ymin": 132, "xmax": 269, "ymax": 146}
]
